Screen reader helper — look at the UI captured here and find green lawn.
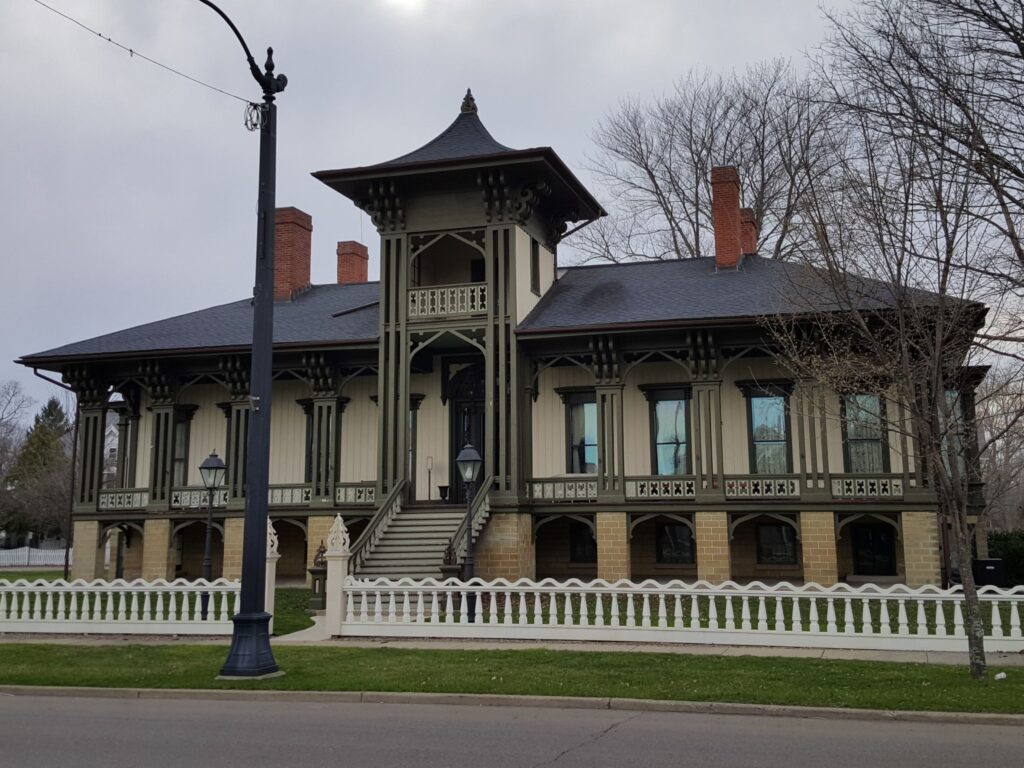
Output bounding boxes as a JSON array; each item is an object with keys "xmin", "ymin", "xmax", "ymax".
[
  {"xmin": 0, "ymin": 644, "xmax": 1019, "ymax": 713},
  {"xmin": 273, "ymin": 588, "xmax": 315, "ymax": 636},
  {"xmin": 0, "ymin": 570, "xmax": 64, "ymax": 582}
]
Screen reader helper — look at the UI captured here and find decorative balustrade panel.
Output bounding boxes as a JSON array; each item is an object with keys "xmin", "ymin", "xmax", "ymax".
[
  {"xmin": 407, "ymin": 283, "xmax": 487, "ymax": 319},
  {"xmin": 625, "ymin": 476, "xmax": 696, "ymax": 500},
  {"xmin": 98, "ymin": 489, "xmax": 150, "ymax": 511},
  {"xmin": 724, "ymin": 476, "xmax": 800, "ymax": 499},
  {"xmin": 529, "ymin": 478, "xmax": 598, "ymax": 502},
  {"xmin": 0, "ymin": 578, "xmax": 239, "ymax": 635},
  {"xmin": 832, "ymin": 476, "xmax": 905, "ymax": 499},
  {"xmin": 334, "ymin": 577, "xmax": 1024, "ymax": 652},
  {"xmin": 268, "ymin": 485, "xmax": 313, "ymax": 506},
  {"xmin": 336, "ymin": 484, "xmax": 377, "ymax": 505},
  {"xmin": 170, "ymin": 488, "xmax": 228, "ymax": 510}
]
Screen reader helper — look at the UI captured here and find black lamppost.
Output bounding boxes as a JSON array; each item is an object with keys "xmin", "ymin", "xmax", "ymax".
[
  {"xmin": 198, "ymin": 451, "xmax": 226, "ymax": 620},
  {"xmin": 455, "ymin": 443, "xmax": 482, "ymax": 621},
  {"xmin": 198, "ymin": 0, "xmax": 286, "ymax": 678}
]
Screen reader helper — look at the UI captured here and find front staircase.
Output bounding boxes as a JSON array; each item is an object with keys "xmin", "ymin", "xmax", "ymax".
[{"xmin": 355, "ymin": 503, "xmax": 466, "ymax": 579}]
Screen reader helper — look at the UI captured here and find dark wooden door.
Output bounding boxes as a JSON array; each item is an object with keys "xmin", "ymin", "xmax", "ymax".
[{"xmin": 449, "ymin": 364, "xmax": 486, "ymax": 505}]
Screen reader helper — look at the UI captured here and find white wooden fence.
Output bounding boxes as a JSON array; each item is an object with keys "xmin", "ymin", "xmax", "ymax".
[
  {"xmin": 331, "ymin": 576, "xmax": 1024, "ymax": 652},
  {"xmin": 0, "ymin": 578, "xmax": 239, "ymax": 635},
  {"xmin": 0, "ymin": 547, "xmax": 70, "ymax": 568}
]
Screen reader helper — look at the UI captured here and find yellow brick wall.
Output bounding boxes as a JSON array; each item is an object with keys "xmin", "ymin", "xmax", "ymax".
[
  {"xmin": 222, "ymin": 517, "xmax": 245, "ymax": 580},
  {"xmin": 695, "ymin": 511, "xmax": 731, "ymax": 583},
  {"xmin": 596, "ymin": 512, "xmax": 630, "ymax": 581},
  {"xmin": 475, "ymin": 512, "xmax": 535, "ymax": 581},
  {"xmin": 800, "ymin": 511, "xmax": 838, "ymax": 586},
  {"xmin": 902, "ymin": 510, "xmax": 942, "ymax": 587},
  {"xmin": 71, "ymin": 520, "xmax": 104, "ymax": 581},
  {"xmin": 141, "ymin": 518, "xmax": 174, "ymax": 581}
]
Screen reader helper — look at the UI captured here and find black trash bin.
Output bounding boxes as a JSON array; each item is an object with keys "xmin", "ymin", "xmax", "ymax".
[{"xmin": 972, "ymin": 558, "xmax": 1005, "ymax": 587}]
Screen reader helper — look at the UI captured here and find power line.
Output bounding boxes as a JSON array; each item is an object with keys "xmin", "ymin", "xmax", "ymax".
[{"xmin": 30, "ymin": 0, "xmax": 252, "ymax": 104}]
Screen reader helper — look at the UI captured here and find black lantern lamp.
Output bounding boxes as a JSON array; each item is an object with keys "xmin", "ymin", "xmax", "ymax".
[
  {"xmin": 198, "ymin": 451, "xmax": 227, "ymax": 620},
  {"xmin": 455, "ymin": 443, "xmax": 482, "ymax": 621}
]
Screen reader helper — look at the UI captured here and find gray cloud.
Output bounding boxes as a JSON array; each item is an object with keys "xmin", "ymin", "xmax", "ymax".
[{"xmin": 1, "ymin": 0, "xmax": 847, "ymax": 413}]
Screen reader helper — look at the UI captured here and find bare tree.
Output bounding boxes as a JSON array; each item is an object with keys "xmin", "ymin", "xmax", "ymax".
[
  {"xmin": 0, "ymin": 381, "xmax": 33, "ymax": 536},
  {"xmin": 574, "ymin": 59, "xmax": 837, "ymax": 262},
  {"xmin": 766, "ymin": 0, "xmax": 1024, "ymax": 680}
]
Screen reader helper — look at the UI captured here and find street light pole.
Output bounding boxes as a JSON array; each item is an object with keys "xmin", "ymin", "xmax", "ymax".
[
  {"xmin": 197, "ymin": 0, "xmax": 287, "ymax": 678},
  {"xmin": 198, "ymin": 451, "xmax": 226, "ymax": 622}
]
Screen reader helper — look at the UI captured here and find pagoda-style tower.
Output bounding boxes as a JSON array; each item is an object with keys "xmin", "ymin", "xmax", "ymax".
[{"xmin": 315, "ymin": 91, "xmax": 604, "ymax": 504}]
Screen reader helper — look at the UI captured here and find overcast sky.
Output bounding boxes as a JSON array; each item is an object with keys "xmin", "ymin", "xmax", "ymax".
[{"xmin": 1, "ymin": 0, "xmax": 849, "ymax": 417}]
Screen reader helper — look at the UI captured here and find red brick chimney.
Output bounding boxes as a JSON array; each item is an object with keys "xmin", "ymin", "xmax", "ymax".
[
  {"xmin": 274, "ymin": 207, "xmax": 312, "ymax": 301},
  {"xmin": 711, "ymin": 166, "xmax": 742, "ymax": 270},
  {"xmin": 337, "ymin": 241, "xmax": 369, "ymax": 284},
  {"xmin": 740, "ymin": 207, "xmax": 758, "ymax": 255}
]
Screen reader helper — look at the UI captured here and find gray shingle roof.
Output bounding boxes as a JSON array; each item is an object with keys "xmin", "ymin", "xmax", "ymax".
[
  {"xmin": 518, "ymin": 256, "xmax": 904, "ymax": 332},
  {"xmin": 19, "ymin": 282, "xmax": 380, "ymax": 362},
  {"xmin": 379, "ymin": 92, "xmax": 516, "ymax": 167}
]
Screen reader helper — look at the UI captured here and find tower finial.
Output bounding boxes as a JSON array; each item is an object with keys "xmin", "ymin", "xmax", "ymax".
[{"xmin": 461, "ymin": 88, "xmax": 477, "ymax": 115}]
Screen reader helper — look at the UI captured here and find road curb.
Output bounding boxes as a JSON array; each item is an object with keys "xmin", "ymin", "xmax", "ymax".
[{"xmin": 1, "ymin": 685, "xmax": 1021, "ymax": 726}]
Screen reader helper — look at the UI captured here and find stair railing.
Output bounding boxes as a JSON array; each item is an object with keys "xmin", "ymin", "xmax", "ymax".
[
  {"xmin": 349, "ymin": 479, "xmax": 406, "ymax": 574},
  {"xmin": 448, "ymin": 475, "xmax": 494, "ymax": 567}
]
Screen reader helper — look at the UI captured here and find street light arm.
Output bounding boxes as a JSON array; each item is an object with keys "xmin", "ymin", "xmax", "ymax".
[{"xmin": 197, "ymin": 0, "xmax": 284, "ymax": 94}]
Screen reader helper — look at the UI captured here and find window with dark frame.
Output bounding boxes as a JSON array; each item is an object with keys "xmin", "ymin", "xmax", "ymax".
[
  {"xmin": 642, "ymin": 386, "xmax": 691, "ymax": 476},
  {"xmin": 738, "ymin": 382, "xmax": 792, "ymax": 474},
  {"xmin": 756, "ymin": 523, "xmax": 798, "ymax": 565},
  {"xmin": 569, "ymin": 520, "xmax": 597, "ymax": 563},
  {"xmin": 842, "ymin": 393, "xmax": 889, "ymax": 473},
  {"xmin": 170, "ymin": 407, "xmax": 196, "ymax": 488},
  {"xmin": 530, "ymin": 238, "xmax": 541, "ymax": 295},
  {"xmin": 656, "ymin": 523, "xmax": 695, "ymax": 564},
  {"xmin": 560, "ymin": 390, "xmax": 597, "ymax": 473}
]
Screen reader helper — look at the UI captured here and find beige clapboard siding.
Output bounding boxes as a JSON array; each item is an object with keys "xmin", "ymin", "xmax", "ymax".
[
  {"xmin": 268, "ymin": 380, "xmax": 309, "ymax": 485},
  {"xmin": 134, "ymin": 392, "xmax": 152, "ymax": 486},
  {"xmin": 404, "ymin": 190, "xmax": 486, "ymax": 233},
  {"xmin": 412, "ymin": 366, "xmax": 448, "ymax": 501},
  {"xmin": 514, "ymin": 227, "xmax": 554, "ymax": 324},
  {"xmin": 339, "ymin": 375, "xmax": 377, "ymax": 483},
  {"xmin": 179, "ymin": 383, "xmax": 224, "ymax": 486}
]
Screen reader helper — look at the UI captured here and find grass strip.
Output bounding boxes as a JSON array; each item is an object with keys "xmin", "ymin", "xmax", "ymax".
[{"xmin": 0, "ymin": 644, "xmax": 1020, "ymax": 714}]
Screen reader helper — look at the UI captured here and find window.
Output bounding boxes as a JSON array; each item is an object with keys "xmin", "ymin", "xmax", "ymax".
[
  {"xmin": 559, "ymin": 389, "xmax": 597, "ymax": 473},
  {"xmin": 170, "ymin": 408, "xmax": 195, "ymax": 487},
  {"xmin": 738, "ymin": 382, "xmax": 792, "ymax": 474},
  {"xmin": 642, "ymin": 386, "xmax": 691, "ymax": 475},
  {"xmin": 842, "ymin": 393, "xmax": 889, "ymax": 473},
  {"xmin": 656, "ymin": 523, "xmax": 695, "ymax": 564},
  {"xmin": 530, "ymin": 238, "xmax": 541, "ymax": 295},
  {"xmin": 851, "ymin": 522, "xmax": 897, "ymax": 576},
  {"xmin": 756, "ymin": 523, "xmax": 798, "ymax": 565},
  {"xmin": 569, "ymin": 521, "xmax": 597, "ymax": 563},
  {"xmin": 942, "ymin": 390, "xmax": 967, "ymax": 476}
]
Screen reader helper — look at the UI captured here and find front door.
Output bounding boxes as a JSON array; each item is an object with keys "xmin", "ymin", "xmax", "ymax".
[{"xmin": 449, "ymin": 363, "xmax": 486, "ymax": 505}]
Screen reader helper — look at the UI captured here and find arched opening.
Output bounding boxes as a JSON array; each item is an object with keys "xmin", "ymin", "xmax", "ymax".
[
  {"xmin": 629, "ymin": 514, "xmax": 696, "ymax": 581},
  {"xmin": 276, "ymin": 521, "xmax": 307, "ymax": 582},
  {"xmin": 534, "ymin": 514, "xmax": 597, "ymax": 581},
  {"xmin": 729, "ymin": 513, "xmax": 803, "ymax": 583},
  {"xmin": 837, "ymin": 513, "xmax": 904, "ymax": 583},
  {"xmin": 174, "ymin": 522, "xmax": 224, "ymax": 580},
  {"xmin": 411, "ymin": 233, "xmax": 485, "ymax": 287}
]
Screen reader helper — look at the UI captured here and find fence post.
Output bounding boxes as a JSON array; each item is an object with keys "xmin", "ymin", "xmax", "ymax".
[
  {"xmin": 324, "ymin": 514, "xmax": 351, "ymax": 637},
  {"xmin": 264, "ymin": 520, "xmax": 280, "ymax": 634}
]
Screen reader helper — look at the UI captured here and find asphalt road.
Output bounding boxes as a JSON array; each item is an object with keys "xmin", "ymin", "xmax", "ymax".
[{"xmin": 0, "ymin": 694, "xmax": 1020, "ymax": 768}]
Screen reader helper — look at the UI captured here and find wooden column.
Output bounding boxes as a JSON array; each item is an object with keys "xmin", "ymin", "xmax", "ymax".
[
  {"xmin": 76, "ymin": 405, "xmax": 107, "ymax": 510},
  {"xmin": 222, "ymin": 401, "xmax": 251, "ymax": 507},
  {"xmin": 595, "ymin": 384, "xmax": 625, "ymax": 500},
  {"xmin": 691, "ymin": 381, "xmax": 724, "ymax": 501},
  {"xmin": 114, "ymin": 403, "xmax": 140, "ymax": 488}
]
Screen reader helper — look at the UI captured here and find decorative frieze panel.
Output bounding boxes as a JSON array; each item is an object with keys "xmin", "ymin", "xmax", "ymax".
[
  {"xmin": 529, "ymin": 478, "xmax": 598, "ymax": 502},
  {"xmin": 335, "ymin": 483, "xmax": 377, "ymax": 505},
  {"xmin": 97, "ymin": 489, "xmax": 150, "ymax": 511},
  {"xmin": 724, "ymin": 476, "xmax": 800, "ymax": 499},
  {"xmin": 831, "ymin": 476, "xmax": 904, "ymax": 499},
  {"xmin": 268, "ymin": 485, "xmax": 313, "ymax": 506},
  {"xmin": 408, "ymin": 283, "xmax": 487, "ymax": 319},
  {"xmin": 625, "ymin": 477, "xmax": 696, "ymax": 500},
  {"xmin": 170, "ymin": 488, "xmax": 228, "ymax": 510}
]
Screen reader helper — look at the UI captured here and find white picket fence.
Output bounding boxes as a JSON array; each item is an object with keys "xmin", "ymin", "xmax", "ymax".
[
  {"xmin": 0, "ymin": 578, "xmax": 239, "ymax": 635},
  {"xmin": 0, "ymin": 547, "xmax": 70, "ymax": 568},
  {"xmin": 333, "ymin": 577, "xmax": 1024, "ymax": 652}
]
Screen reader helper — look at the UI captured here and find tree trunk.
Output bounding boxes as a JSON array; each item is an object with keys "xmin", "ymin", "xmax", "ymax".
[{"xmin": 955, "ymin": 522, "xmax": 987, "ymax": 679}]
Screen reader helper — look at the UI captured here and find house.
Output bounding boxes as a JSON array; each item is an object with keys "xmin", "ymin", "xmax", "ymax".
[{"xmin": 17, "ymin": 91, "xmax": 977, "ymax": 587}]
